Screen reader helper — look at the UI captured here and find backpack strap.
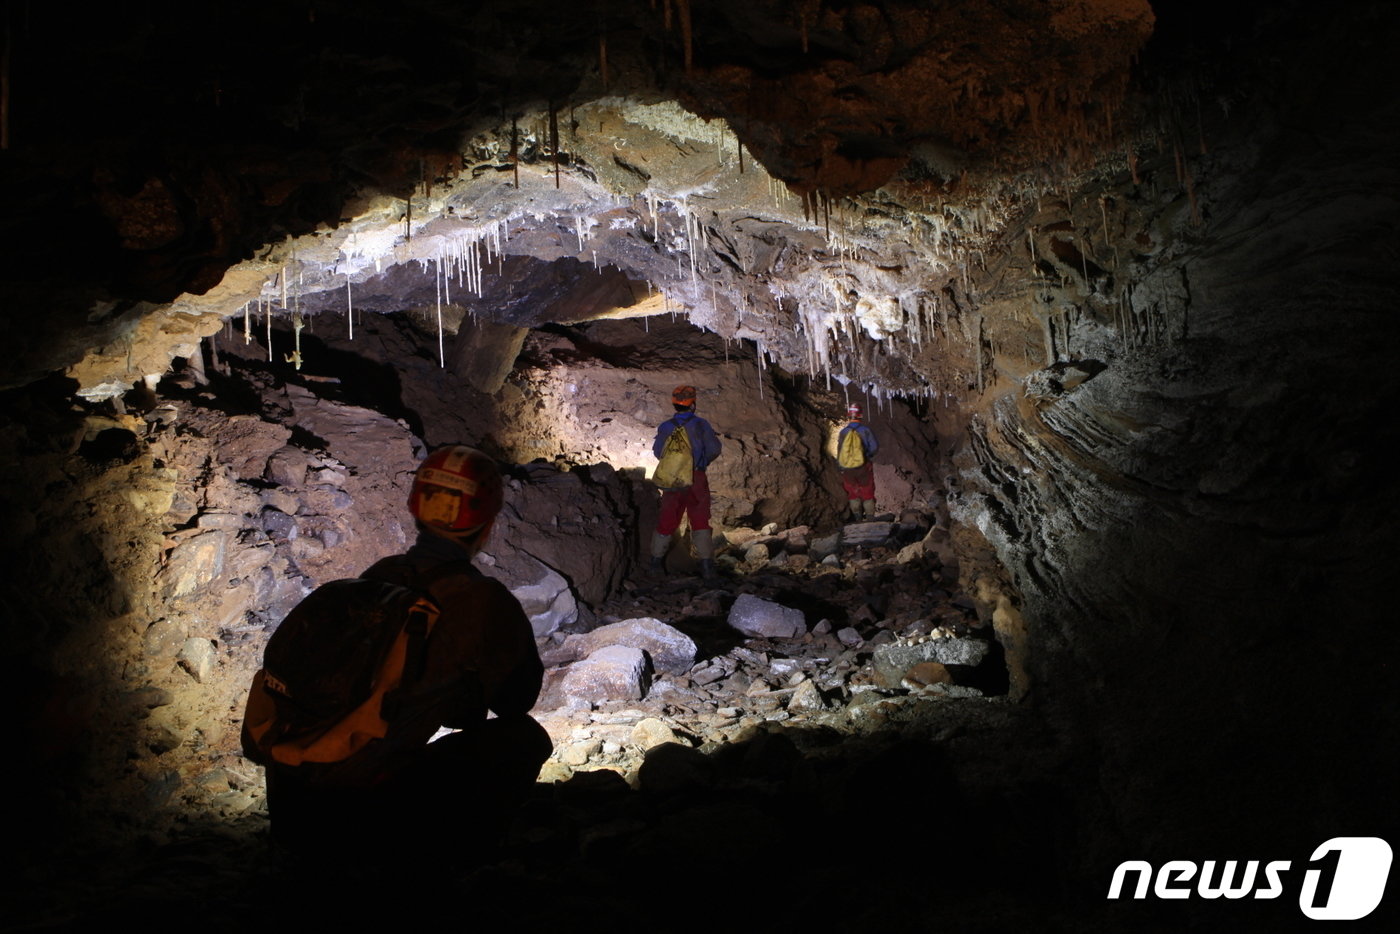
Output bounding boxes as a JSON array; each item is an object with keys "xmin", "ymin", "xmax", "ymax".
[{"xmin": 367, "ymin": 558, "xmax": 476, "ymax": 719}]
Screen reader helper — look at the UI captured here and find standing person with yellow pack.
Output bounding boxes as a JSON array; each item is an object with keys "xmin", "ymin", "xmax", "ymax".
[
  {"xmin": 650, "ymin": 385, "xmax": 723, "ymax": 578},
  {"xmin": 837, "ymin": 403, "xmax": 879, "ymax": 521}
]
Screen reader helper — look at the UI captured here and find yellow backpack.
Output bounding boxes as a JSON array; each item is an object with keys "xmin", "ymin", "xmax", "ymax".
[
  {"xmin": 838, "ymin": 427, "xmax": 866, "ymax": 468},
  {"xmin": 654, "ymin": 423, "xmax": 694, "ymax": 490}
]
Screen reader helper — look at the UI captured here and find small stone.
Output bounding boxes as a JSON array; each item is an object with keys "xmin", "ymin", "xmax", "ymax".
[
  {"xmin": 265, "ymin": 446, "xmax": 309, "ymax": 488},
  {"xmin": 630, "ymin": 717, "xmax": 682, "ymax": 751},
  {"xmin": 744, "ymin": 543, "xmax": 770, "ymax": 565},
  {"xmin": 260, "ymin": 507, "xmax": 298, "ymax": 541},
  {"xmin": 821, "ymin": 554, "xmax": 841, "ymax": 567},
  {"xmin": 728, "ymin": 594, "xmax": 805, "ymax": 639},
  {"xmin": 782, "ymin": 526, "xmax": 812, "ymax": 552},
  {"xmin": 143, "ymin": 618, "xmax": 185, "ymax": 659},
  {"xmin": 177, "ymin": 638, "xmax": 216, "ymax": 683},
  {"xmin": 691, "ymin": 665, "xmax": 726, "ymax": 687},
  {"xmin": 602, "ymin": 741, "xmax": 622, "ymax": 756},
  {"xmin": 842, "ymin": 521, "xmax": 894, "ymax": 546},
  {"xmin": 788, "ymin": 679, "xmax": 827, "ymax": 711},
  {"xmin": 562, "ymin": 739, "xmax": 602, "ymax": 766},
  {"xmin": 810, "ymin": 533, "xmax": 841, "ymax": 559},
  {"xmin": 770, "ymin": 658, "xmax": 802, "ymax": 679},
  {"xmin": 836, "ymin": 627, "xmax": 863, "ymax": 647},
  {"xmin": 812, "ymin": 619, "xmax": 833, "ymax": 635},
  {"xmin": 162, "ymin": 531, "xmax": 228, "ymax": 597}
]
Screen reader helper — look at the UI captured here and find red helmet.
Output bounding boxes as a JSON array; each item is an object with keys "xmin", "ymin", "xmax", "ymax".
[
  {"xmin": 672, "ymin": 384, "xmax": 697, "ymax": 406},
  {"xmin": 408, "ymin": 446, "xmax": 503, "ymax": 535},
  {"xmin": 847, "ymin": 403, "xmax": 862, "ymax": 419}
]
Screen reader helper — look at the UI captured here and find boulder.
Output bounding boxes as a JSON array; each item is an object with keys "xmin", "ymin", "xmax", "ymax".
[
  {"xmin": 560, "ymin": 645, "xmax": 651, "ymax": 702},
  {"xmin": 728, "ymin": 594, "xmax": 805, "ymax": 639},
  {"xmin": 476, "ymin": 552, "xmax": 577, "ymax": 637},
  {"xmin": 568, "ymin": 618, "xmax": 697, "ymax": 674},
  {"xmin": 842, "ymin": 521, "xmax": 894, "ymax": 546},
  {"xmin": 870, "ymin": 637, "xmax": 991, "ymax": 689}
]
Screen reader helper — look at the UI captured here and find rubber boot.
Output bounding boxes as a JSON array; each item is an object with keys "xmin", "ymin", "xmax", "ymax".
[
  {"xmin": 692, "ymin": 529, "xmax": 716, "ymax": 579},
  {"xmin": 863, "ymin": 499, "xmax": 878, "ymax": 519},
  {"xmin": 847, "ymin": 499, "xmax": 862, "ymax": 522},
  {"xmin": 649, "ymin": 532, "xmax": 670, "ymax": 573}
]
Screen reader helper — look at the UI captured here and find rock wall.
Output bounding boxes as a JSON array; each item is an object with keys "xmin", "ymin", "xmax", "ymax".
[{"xmin": 942, "ymin": 20, "xmax": 1400, "ymax": 861}]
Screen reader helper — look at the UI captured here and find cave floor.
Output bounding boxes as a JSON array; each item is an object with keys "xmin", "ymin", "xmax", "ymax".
[{"xmin": 10, "ymin": 544, "xmax": 1108, "ymax": 931}]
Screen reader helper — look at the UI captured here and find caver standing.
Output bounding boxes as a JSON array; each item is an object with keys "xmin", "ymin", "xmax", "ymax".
[
  {"xmin": 650, "ymin": 384, "xmax": 723, "ymax": 578},
  {"xmin": 836, "ymin": 403, "xmax": 879, "ymax": 520},
  {"xmin": 243, "ymin": 445, "xmax": 551, "ymax": 860}
]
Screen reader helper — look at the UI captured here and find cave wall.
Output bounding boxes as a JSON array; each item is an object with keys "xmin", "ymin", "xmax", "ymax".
[{"xmin": 939, "ymin": 11, "xmax": 1400, "ymax": 860}]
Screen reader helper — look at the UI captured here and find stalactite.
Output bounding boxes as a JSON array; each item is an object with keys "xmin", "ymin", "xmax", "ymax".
[
  {"xmin": 286, "ymin": 311, "xmax": 304, "ymax": 370},
  {"xmin": 346, "ymin": 276, "xmax": 354, "ymax": 340},
  {"xmin": 243, "ymin": 303, "xmax": 251, "ymax": 344},
  {"xmin": 550, "ymin": 104, "xmax": 560, "ymax": 189},
  {"xmin": 677, "ymin": 0, "xmax": 693, "ymax": 74}
]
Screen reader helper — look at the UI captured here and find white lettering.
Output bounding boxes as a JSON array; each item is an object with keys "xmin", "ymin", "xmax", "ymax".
[
  {"xmin": 1154, "ymin": 861, "xmax": 1197, "ymax": 899},
  {"xmin": 1196, "ymin": 860, "xmax": 1257, "ymax": 899},
  {"xmin": 1107, "ymin": 861, "xmax": 1153, "ymax": 899},
  {"xmin": 1299, "ymin": 837, "xmax": 1393, "ymax": 921},
  {"xmin": 1256, "ymin": 860, "xmax": 1290, "ymax": 899}
]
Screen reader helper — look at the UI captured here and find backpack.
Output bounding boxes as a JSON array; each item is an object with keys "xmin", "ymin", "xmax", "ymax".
[
  {"xmin": 241, "ymin": 568, "xmax": 459, "ymax": 769},
  {"xmin": 838, "ymin": 426, "xmax": 866, "ymax": 469},
  {"xmin": 653, "ymin": 420, "xmax": 694, "ymax": 490}
]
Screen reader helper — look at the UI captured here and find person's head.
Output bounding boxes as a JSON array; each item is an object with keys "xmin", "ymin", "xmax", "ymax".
[
  {"xmin": 407, "ymin": 445, "xmax": 503, "ymax": 553},
  {"xmin": 672, "ymin": 384, "xmax": 697, "ymax": 413},
  {"xmin": 846, "ymin": 403, "xmax": 862, "ymax": 421}
]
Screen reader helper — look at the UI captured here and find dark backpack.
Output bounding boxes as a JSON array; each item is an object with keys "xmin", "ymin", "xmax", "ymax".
[{"xmin": 241, "ymin": 566, "xmax": 465, "ymax": 769}]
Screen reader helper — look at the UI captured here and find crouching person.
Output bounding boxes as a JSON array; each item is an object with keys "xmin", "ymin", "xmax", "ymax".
[{"xmin": 242, "ymin": 446, "xmax": 551, "ymax": 861}]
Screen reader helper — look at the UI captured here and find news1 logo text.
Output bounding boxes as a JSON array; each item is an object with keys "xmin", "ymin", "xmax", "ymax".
[{"xmin": 1108, "ymin": 837, "xmax": 1392, "ymax": 920}]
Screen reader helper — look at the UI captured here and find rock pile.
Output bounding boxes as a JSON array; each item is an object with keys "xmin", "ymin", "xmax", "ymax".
[{"xmin": 530, "ymin": 510, "xmax": 1008, "ymax": 785}]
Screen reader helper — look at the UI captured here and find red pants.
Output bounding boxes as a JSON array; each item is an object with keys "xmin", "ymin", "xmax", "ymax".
[
  {"xmin": 657, "ymin": 469, "xmax": 711, "ymax": 534},
  {"xmin": 842, "ymin": 463, "xmax": 875, "ymax": 500}
]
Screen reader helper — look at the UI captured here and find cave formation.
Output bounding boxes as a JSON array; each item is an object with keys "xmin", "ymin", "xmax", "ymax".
[{"xmin": 2, "ymin": 0, "xmax": 1397, "ymax": 928}]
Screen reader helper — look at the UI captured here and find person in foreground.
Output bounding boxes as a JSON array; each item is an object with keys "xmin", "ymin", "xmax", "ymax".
[{"xmin": 243, "ymin": 445, "xmax": 550, "ymax": 861}]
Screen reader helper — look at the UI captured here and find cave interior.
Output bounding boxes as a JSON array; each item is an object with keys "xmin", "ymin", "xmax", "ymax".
[{"xmin": 1, "ymin": 0, "xmax": 1397, "ymax": 929}]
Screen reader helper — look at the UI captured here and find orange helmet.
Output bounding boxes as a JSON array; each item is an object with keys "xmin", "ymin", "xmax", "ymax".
[
  {"xmin": 408, "ymin": 446, "xmax": 503, "ymax": 535},
  {"xmin": 672, "ymin": 385, "xmax": 697, "ymax": 406},
  {"xmin": 847, "ymin": 403, "xmax": 862, "ymax": 419}
]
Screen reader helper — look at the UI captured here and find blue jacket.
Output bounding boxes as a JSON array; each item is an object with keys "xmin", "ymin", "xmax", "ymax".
[
  {"xmin": 653, "ymin": 411, "xmax": 722, "ymax": 470},
  {"xmin": 838, "ymin": 422, "xmax": 878, "ymax": 459}
]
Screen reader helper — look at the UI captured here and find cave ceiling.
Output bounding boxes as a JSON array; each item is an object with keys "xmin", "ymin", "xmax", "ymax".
[{"xmin": 0, "ymin": 0, "xmax": 1157, "ymax": 398}]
